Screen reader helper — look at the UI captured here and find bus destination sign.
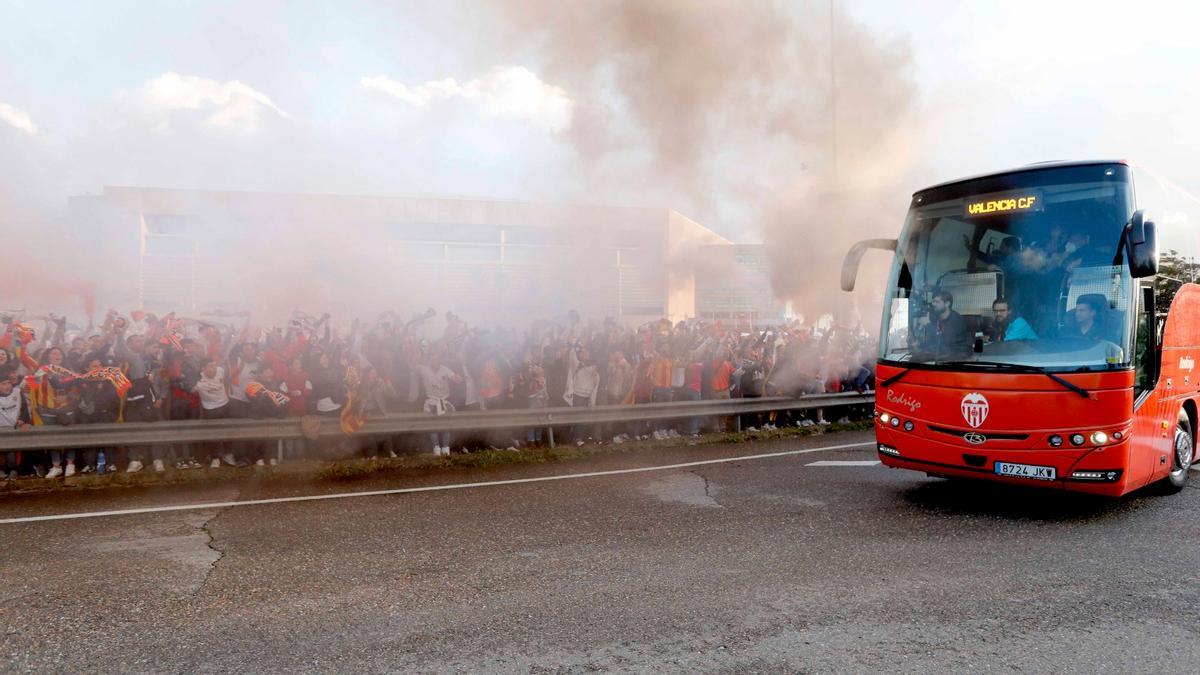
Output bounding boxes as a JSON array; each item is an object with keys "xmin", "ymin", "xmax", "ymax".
[{"xmin": 964, "ymin": 190, "xmax": 1044, "ymax": 217}]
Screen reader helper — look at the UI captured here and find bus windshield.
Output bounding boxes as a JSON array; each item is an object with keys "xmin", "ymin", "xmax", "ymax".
[{"xmin": 879, "ymin": 164, "xmax": 1136, "ymax": 372}]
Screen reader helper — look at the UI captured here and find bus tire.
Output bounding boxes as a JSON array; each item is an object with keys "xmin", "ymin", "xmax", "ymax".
[{"xmin": 1163, "ymin": 412, "xmax": 1194, "ymax": 493}]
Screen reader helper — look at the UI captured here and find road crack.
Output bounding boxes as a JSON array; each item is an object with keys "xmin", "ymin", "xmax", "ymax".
[
  {"xmin": 691, "ymin": 470, "xmax": 723, "ymax": 508},
  {"xmin": 192, "ymin": 507, "xmax": 229, "ymax": 598}
]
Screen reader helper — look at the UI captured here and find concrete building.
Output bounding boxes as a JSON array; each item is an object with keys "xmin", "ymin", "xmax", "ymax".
[
  {"xmin": 695, "ymin": 244, "xmax": 791, "ymax": 327},
  {"xmin": 67, "ymin": 186, "xmax": 730, "ymax": 324}
]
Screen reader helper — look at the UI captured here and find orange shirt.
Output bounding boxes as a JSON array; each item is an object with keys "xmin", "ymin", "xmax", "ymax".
[
  {"xmin": 651, "ymin": 357, "xmax": 673, "ymax": 388},
  {"xmin": 710, "ymin": 360, "xmax": 735, "ymax": 392}
]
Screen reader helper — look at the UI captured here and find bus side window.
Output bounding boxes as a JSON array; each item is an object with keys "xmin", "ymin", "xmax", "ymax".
[
  {"xmin": 1135, "ymin": 285, "xmax": 1159, "ymax": 397},
  {"xmin": 1134, "ymin": 312, "xmax": 1151, "ymax": 394}
]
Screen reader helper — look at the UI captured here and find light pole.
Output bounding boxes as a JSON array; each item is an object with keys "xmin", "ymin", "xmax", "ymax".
[{"xmin": 829, "ymin": 0, "xmax": 838, "ymax": 182}]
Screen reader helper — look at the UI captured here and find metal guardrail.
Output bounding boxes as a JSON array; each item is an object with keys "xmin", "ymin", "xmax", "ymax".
[{"xmin": 0, "ymin": 391, "xmax": 875, "ymax": 451}]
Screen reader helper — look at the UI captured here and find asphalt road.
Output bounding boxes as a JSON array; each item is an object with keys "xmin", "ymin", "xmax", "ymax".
[{"xmin": 3, "ymin": 429, "xmax": 1199, "ymax": 673}]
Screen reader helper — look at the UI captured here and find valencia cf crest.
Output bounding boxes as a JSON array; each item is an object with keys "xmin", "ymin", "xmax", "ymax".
[{"xmin": 961, "ymin": 392, "xmax": 989, "ymax": 429}]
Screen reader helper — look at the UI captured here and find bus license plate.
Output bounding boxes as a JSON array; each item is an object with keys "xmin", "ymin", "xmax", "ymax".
[{"xmin": 994, "ymin": 462, "xmax": 1056, "ymax": 481}]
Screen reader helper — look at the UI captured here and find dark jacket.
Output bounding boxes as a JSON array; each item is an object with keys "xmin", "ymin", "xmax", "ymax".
[{"xmin": 920, "ymin": 310, "xmax": 972, "ymax": 358}]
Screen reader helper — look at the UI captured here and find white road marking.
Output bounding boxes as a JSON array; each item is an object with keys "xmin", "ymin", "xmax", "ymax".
[
  {"xmin": 805, "ymin": 460, "xmax": 881, "ymax": 467},
  {"xmin": 0, "ymin": 441, "xmax": 874, "ymax": 525}
]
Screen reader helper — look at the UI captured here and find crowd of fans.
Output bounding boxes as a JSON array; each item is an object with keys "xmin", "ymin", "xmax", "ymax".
[{"xmin": 0, "ymin": 307, "xmax": 875, "ymax": 480}]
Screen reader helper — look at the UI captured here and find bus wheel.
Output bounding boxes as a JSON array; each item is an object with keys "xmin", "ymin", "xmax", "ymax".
[{"xmin": 1165, "ymin": 413, "xmax": 1194, "ymax": 493}]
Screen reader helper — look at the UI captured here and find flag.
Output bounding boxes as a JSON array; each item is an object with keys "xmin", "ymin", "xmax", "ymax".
[
  {"xmin": 160, "ymin": 314, "xmax": 183, "ymax": 351},
  {"xmin": 12, "ymin": 322, "xmax": 35, "ymax": 345},
  {"xmin": 23, "ymin": 364, "xmax": 79, "ymax": 425},
  {"xmin": 339, "ymin": 365, "xmax": 366, "ymax": 435}
]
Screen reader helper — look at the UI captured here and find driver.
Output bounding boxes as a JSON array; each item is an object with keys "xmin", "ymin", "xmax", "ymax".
[
  {"xmin": 988, "ymin": 298, "xmax": 1037, "ymax": 342},
  {"xmin": 918, "ymin": 290, "xmax": 972, "ymax": 358},
  {"xmin": 1065, "ymin": 294, "xmax": 1113, "ymax": 342}
]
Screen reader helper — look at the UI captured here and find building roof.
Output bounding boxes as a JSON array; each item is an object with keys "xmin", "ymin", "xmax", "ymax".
[{"xmin": 79, "ymin": 185, "xmax": 725, "ymax": 239}]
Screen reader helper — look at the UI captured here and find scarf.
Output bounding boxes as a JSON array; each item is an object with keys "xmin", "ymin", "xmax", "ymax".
[
  {"xmin": 246, "ymin": 381, "xmax": 290, "ymax": 407},
  {"xmin": 77, "ymin": 366, "xmax": 133, "ymax": 398}
]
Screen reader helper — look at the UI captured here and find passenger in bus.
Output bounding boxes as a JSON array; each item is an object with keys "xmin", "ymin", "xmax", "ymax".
[
  {"xmin": 1058, "ymin": 231, "xmax": 1099, "ymax": 270},
  {"xmin": 987, "ymin": 298, "xmax": 1037, "ymax": 342},
  {"xmin": 963, "ymin": 235, "xmax": 1022, "ymax": 273},
  {"xmin": 1064, "ymin": 294, "xmax": 1116, "ymax": 343},
  {"xmin": 916, "ymin": 290, "xmax": 972, "ymax": 358}
]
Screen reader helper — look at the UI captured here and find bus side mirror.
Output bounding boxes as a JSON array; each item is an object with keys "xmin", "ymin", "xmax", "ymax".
[
  {"xmin": 1126, "ymin": 210, "xmax": 1159, "ymax": 279},
  {"xmin": 841, "ymin": 238, "xmax": 898, "ymax": 292}
]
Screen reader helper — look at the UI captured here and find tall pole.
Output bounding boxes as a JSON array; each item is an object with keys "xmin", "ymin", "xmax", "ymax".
[{"xmin": 829, "ymin": 0, "xmax": 839, "ymax": 182}]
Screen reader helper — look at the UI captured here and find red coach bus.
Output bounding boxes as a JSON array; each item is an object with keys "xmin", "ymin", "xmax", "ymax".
[{"xmin": 842, "ymin": 160, "xmax": 1200, "ymax": 496}]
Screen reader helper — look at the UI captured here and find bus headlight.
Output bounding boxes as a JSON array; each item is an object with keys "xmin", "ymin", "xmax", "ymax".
[
  {"xmin": 878, "ymin": 444, "xmax": 900, "ymax": 457},
  {"xmin": 1048, "ymin": 435, "xmax": 1064, "ymax": 447},
  {"xmin": 1071, "ymin": 469, "xmax": 1122, "ymax": 482},
  {"xmin": 1090, "ymin": 431, "xmax": 1109, "ymax": 445},
  {"xmin": 890, "ymin": 416, "xmax": 901, "ymax": 427},
  {"xmin": 879, "ymin": 413, "xmax": 891, "ymax": 424},
  {"xmin": 1070, "ymin": 433, "xmax": 1086, "ymax": 446},
  {"xmin": 903, "ymin": 420, "xmax": 914, "ymax": 432}
]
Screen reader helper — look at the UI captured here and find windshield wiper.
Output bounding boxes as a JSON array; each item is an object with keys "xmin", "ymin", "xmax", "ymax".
[
  {"xmin": 880, "ymin": 368, "xmax": 911, "ymax": 388},
  {"xmin": 932, "ymin": 360, "xmax": 1092, "ymax": 399}
]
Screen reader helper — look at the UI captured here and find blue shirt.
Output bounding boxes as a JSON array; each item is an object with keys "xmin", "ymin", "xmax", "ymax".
[{"xmin": 1003, "ymin": 316, "xmax": 1038, "ymax": 341}]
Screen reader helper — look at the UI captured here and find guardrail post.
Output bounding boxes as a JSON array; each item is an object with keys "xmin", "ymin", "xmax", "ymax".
[
  {"xmin": 277, "ymin": 439, "xmax": 284, "ymax": 463},
  {"xmin": 547, "ymin": 425, "xmax": 555, "ymax": 449}
]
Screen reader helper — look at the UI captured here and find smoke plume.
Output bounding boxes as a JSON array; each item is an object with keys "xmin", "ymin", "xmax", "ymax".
[{"xmin": 480, "ymin": 0, "xmax": 918, "ymax": 325}]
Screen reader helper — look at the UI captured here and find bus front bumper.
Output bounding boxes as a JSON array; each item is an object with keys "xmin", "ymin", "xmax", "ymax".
[{"xmin": 875, "ymin": 430, "xmax": 1134, "ymax": 497}]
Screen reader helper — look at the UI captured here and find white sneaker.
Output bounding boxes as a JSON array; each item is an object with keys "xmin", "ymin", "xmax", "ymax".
[
  {"xmin": 64, "ymin": 463, "xmax": 76, "ymax": 478},
  {"xmin": 153, "ymin": 459, "xmax": 165, "ymax": 473},
  {"xmin": 433, "ymin": 446, "xmax": 443, "ymax": 456},
  {"xmin": 269, "ymin": 458, "xmax": 278, "ymax": 466},
  {"xmin": 505, "ymin": 446, "xmax": 519, "ymax": 452},
  {"xmin": 576, "ymin": 440, "xmax": 585, "ymax": 447},
  {"xmin": 45, "ymin": 466, "xmax": 63, "ymax": 479},
  {"xmin": 746, "ymin": 426, "xmax": 759, "ymax": 432},
  {"xmin": 387, "ymin": 449, "xmax": 397, "ymax": 458},
  {"xmin": 221, "ymin": 453, "xmax": 237, "ymax": 466},
  {"xmin": 255, "ymin": 459, "xmax": 265, "ymax": 467},
  {"xmin": 126, "ymin": 460, "xmax": 144, "ymax": 473},
  {"xmin": 210, "ymin": 458, "xmax": 221, "ymax": 469}
]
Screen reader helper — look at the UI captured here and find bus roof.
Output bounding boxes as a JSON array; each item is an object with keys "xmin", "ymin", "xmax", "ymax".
[{"xmin": 914, "ymin": 159, "xmax": 1130, "ymax": 197}]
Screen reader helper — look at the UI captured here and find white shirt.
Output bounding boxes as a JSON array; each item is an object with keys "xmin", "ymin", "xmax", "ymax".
[
  {"xmin": 0, "ymin": 388, "xmax": 23, "ymax": 428},
  {"xmin": 193, "ymin": 368, "xmax": 230, "ymax": 410},
  {"xmin": 419, "ymin": 364, "xmax": 455, "ymax": 401},
  {"xmin": 228, "ymin": 360, "xmax": 258, "ymax": 402},
  {"xmin": 570, "ymin": 364, "xmax": 600, "ymax": 405}
]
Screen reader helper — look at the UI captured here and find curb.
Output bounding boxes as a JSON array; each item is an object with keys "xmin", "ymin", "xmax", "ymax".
[{"xmin": 0, "ymin": 421, "xmax": 873, "ymax": 496}]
